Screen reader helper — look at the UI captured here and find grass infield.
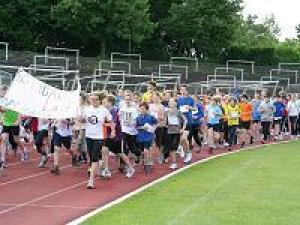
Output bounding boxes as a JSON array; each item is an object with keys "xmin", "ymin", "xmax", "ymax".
[{"xmin": 82, "ymin": 141, "xmax": 300, "ymax": 225}]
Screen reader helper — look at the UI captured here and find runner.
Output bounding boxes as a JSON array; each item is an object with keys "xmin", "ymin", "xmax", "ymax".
[
  {"xmin": 119, "ymin": 90, "xmax": 141, "ymax": 164},
  {"xmin": 205, "ymin": 96, "xmax": 222, "ymax": 153},
  {"xmin": 35, "ymin": 118, "xmax": 51, "ymax": 168},
  {"xmin": 225, "ymin": 97, "xmax": 240, "ymax": 151},
  {"xmin": 0, "ymin": 85, "xmax": 24, "ymax": 168},
  {"xmin": 82, "ymin": 92, "xmax": 115, "ymax": 189},
  {"xmin": 287, "ymin": 94, "xmax": 299, "ymax": 139},
  {"xmin": 103, "ymin": 94, "xmax": 135, "ymax": 178},
  {"xmin": 149, "ymin": 92, "xmax": 166, "ymax": 164},
  {"xmin": 259, "ymin": 95, "xmax": 275, "ymax": 143},
  {"xmin": 165, "ymin": 98, "xmax": 187, "ymax": 170},
  {"xmin": 251, "ymin": 94, "xmax": 262, "ymax": 143},
  {"xmin": 50, "ymin": 118, "xmax": 79, "ymax": 175},
  {"xmin": 273, "ymin": 95, "xmax": 285, "ymax": 141},
  {"xmin": 177, "ymin": 85, "xmax": 195, "ymax": 164},
  {"xmin": 141, "ymin": 81, "xmax": 157, "ymax": 103},
  {"xmin": 239, "ymin": 95, "xmax": 253, "ymax": 147},
  {"xmin": 136, "ymin": 102, "xmax": 157, "ymax": 174}
]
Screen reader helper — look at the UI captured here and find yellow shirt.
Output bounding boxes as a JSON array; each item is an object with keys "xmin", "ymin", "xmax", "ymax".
[
  {"xmin": 141, "ymin": 91, "xmax": 153, "ymax": 103},
  {"xmin": 226, "ymin": 104, "xmax": 240, "ymax": 126}
]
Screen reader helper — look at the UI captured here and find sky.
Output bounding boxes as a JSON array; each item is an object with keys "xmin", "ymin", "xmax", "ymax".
[{"xmin": 242, "ymin": 0, "xmax": 300, "ymax": 41}]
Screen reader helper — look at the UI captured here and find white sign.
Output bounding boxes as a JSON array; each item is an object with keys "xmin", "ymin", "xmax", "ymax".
[{"xmin": 0, "ymin": 70, "xmax": 81, "ymax": 119}]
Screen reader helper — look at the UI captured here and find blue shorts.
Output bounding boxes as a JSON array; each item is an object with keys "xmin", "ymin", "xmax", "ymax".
[{"xmin": 53, "ymin": 132, "xmax": 72, "ymax": 149}]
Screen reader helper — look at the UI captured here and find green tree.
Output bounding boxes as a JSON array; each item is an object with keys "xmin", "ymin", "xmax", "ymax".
[
  {"xmin": 163, "ymin": 0, "xmax": 242, "ymax": 59},
  {"xmin": 232, "ymin": 14, "xmax": 280, "ymax": 48},
  {"xmin": 53, "ymin": 0, "xmax": 156, "ymax": 56},
  {"xmin": 0, "ymin": 0, "xmax": 55, "ymax": 50}
]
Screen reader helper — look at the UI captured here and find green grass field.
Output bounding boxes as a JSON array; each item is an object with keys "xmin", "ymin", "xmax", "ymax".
[{"xmin": 83, "ymin": 141, "xmax": 300, "ymax": 225}]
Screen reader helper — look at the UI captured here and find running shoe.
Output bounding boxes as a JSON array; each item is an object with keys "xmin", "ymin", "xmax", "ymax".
[
  {"xmin": 101, "ymin": 169, "xmax": 112, "ymax": 179},
  {"xmin": 24, "ymin": 151, "xmax": 29, "ymax": 161},
  {"xmin": 38, "ymin": 155, "xmax": 48, "ymax": 168},
  {"xmin": 125, "ymin": 167, "xmax": 135, "ymax": 178},
  {"xmin": 50, "ymin": 165, "xmax": 60, "ymax": 175},
  {"xmin": 184, "ymin": 152, "xmax": 192, "ymax": 164},
  {"xmin": 177, "ymin": 145, "xmax": 185, "ymax": 158},
  {"xmin": 169, "ymin": 163, "xmax": 178, "ymax": 170},
  {"xmin": 86, "ymin": 179, "xmax": 94, "ymax": 189},
  {"xmin": 72, "ymin": 155, "xmax": 80, "ymax": 167},
  {"xmin": 144, "ymin": 165, "xmax": 151, "ymax": 174}
]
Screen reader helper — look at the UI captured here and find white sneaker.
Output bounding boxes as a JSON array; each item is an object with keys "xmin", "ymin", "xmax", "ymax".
[
  {"xmin": 125, "ymin": 167, "xmax": 135, "ymax": 178},
  {"xmin": 184, "ymin": 152, "xmax": 192, "ymax": 164},
  {"xmin": 86, "ymin": 179, "xmax": 94, "ymax": 189},
  {"xmin": 177, "ymin": 145, "xmax": 185, "ymax": 158},
  {"xmin": 20, "ymin": 152, "xmax": 25, "ymax": 162},
  {"xmin": 223, "ymin": 142, "xmax": 229, "ymax": 147},
  {"xmin": 101, "ymin": 169, "xmax": 112, "ymax": 179},
  {"xmin": 169, "ymin": 163, "xmax": 178, "ymax": 170}
]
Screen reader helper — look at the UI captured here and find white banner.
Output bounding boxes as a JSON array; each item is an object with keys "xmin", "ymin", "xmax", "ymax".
[{"xmin": 0, "ymin": 70, "xmax": 81, "ymax": 119}]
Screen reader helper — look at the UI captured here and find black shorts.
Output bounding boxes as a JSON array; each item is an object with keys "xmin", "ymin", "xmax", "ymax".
[
  {"xmin": 155, "ymin": 127, "xmax": 166, "ymax": 148},
  {"xmin": 105, "ymin": 138, "xmax": 122, "ymax": 154},
  {"xmin": 2, "ymin": 126, "xmax": 20, "ymax": 136},
  {"xmin": 138, "ymin": 141, "xmax": 153, "ymax": 151},
  {"xmin": 240, "ymin": 121, "xmax": 251, "ymax": 130},
  {"xmin": 218, "ymin": 119, "xmax": 225, "ymax": 132},
  {"xmin": 86, "ymin": 138, "xmax": 103, "ymax": 163},
  {"xmin": 165, "ymin": 133, "xmax": 180, "ymax": 151},
  {"xmin": 52, "ymin": 132, "xmax": 71, "ymax": 149},
  {"xmin": 207, "ymin": 123, "xmax": 219, "ymax": 132},
  {"xmin": 273, "ymin": 117, "xmax": 283, "ymax": 124},
  {"xmin": 35, "ymin": 130, "xmax": 49, "ymax": 153},
  {"xmin": 252, "ymin": 120, "xmax": 260, "ymax": 124}
]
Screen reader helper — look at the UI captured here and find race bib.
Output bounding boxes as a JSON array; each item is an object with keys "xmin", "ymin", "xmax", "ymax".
[
  {"xmin": 123, "ymin": 112, "xmax": 133, "ymax": 125},
  {"xmin": 168, "ymin": 115, "xmax": 180, "ymax": 125},
  {"xmin": 231, "ymin": 112, "xmax": 238, "ymax": 118},
  {"xmin": 192, "ymin": 108, "xmax": 198, "ymax": 115},
  {"xmin": 179, "ymin": 105, "xmax": 189, "ymax": 113}
]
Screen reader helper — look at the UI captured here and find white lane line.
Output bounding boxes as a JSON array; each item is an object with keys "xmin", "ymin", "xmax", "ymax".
[
  {"xmin": 0, "ymin": 203, "xmax": 97, "ymax": 210},
  {"xmin": 0, "ymin": 165, "xmax": 72, "ymax": 188},
  {"xmin": 67, "ymin": 140, "xmax": 299, "ymax": 225},
  {"xmin": 0, "ymin": 180, "xmax": 87, "ymax": 215},
  {"xmin": 7, "ymin": 157, "xmax": 39, "ymax": 166}
]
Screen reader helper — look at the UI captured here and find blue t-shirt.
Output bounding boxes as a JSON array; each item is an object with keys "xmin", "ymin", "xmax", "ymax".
[
  {"xmin": 206, "ymin": 104, "xmax": 222, "ymax": 125},
  {"xmin": 177, "ymin": 96, "xmax": 195, "ymax": 125},
  {"xmin": 136, "ymin": 114, "xmax": 157, "ymax": 142},
  {"xmin": 191, "ymin": 102, "xmax": 204, "ymax": 125},
  {"xmin": 273, "ymin": 101, "xmax": 285, "ymax": 118},
  {"xmin": 252, "ymin": 99, "xmax": 261, "ymax": 121}
]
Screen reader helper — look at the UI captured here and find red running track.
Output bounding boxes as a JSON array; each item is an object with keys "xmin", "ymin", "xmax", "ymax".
[{"xmin": 0, "ymin": 145, "xmax": 257, "ymax": 225}]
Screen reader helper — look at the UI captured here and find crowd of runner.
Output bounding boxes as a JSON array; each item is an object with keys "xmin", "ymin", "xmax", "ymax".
[{"xmin": 0, "ymin": 82, "xmax": 300, "ymax": 189}]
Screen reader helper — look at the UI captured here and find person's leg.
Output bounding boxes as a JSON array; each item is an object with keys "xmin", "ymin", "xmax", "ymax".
[
  {"xmin": 87, "ymin": 140, "xmax": 102, "ymax": 189},
  {"xmin": 0, "ymin": 131, "xmax": 9, "ymax": 165},
  {"xmin": 192, "ymin": 125, "xmax": 202, "ymax": 148}
]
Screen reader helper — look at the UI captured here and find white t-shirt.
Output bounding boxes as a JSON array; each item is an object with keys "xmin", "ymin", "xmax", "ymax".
[
  {"xmin": 119, "ymin": 102, "xmax": 139, "ymax": 135},
  {"xmin": 83, "ymin": 105, "xmax": 112, "ymax": 140},
  {"xmin": 38, "ymin": 119, "xmax": 50, "ymax": 131},
  {"xmin": 55, "ymin": 120, "xmax": 73, "ymax": 137},
  {"xmin": 287, "ymin": 101, "xmax": 299, "ymax": 116}
]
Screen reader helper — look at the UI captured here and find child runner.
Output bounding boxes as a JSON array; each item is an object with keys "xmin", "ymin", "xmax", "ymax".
[
  {"xmin": 226, "ymin": 98, "xmax": 240, "ymax": 151},
  {"xmin": 103, "ymin": 94, "xmax": 135, "ymax": 178},
  {"xmin": 165, "ymin": 98, "xmax": 187, "ymax": 170},
  {"xmin": 136, "ymin": 102, "xmax": 157, "ymax": 174},
  {"xmin": 205, "ymin": 97, "xmax": 222, "ymax": 153}
]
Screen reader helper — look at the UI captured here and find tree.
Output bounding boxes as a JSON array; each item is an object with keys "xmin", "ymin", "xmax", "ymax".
[
  {"xmin": 53, "ymin": 0, "xmax": 156, "ymax": 56},
  {"xmin": 163, "ymin": 0, "xmax": 242, "ymax": 59},
  {"xmin": 232, "ymin": 14, "xmax": 280, "ymax": 48},
  {"xmin": 0, "ymin": 0, "xmax": 55, "ymax": 50}
]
